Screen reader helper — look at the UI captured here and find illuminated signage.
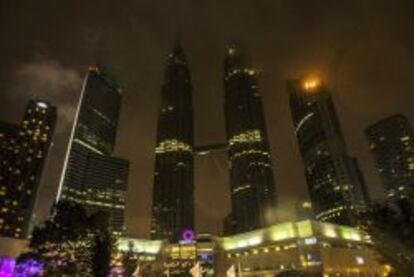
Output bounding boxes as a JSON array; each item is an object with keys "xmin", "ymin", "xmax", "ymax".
[{"xmin": 182, "ymin": 229, "xmax": 195, "ymax": 242}]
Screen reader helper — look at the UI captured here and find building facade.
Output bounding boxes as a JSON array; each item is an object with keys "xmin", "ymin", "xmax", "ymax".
[
  {"xmin": 116, "ymin": 220, "xmax": 387, "ymax": 277},
  {"xmin": 57, "ymin": 66, "xmax": 129, "ymax": 234},
  {"xmin": 151, "ymin": 43, "xmax": 195, "ymax": 242},
  {"xmin": 223, "ymin": 46, "xmax": 276, "ymax": 235},
  {"xmin": 287, "ymin": 79, "xmax": 368, "ymax": 226},
  {"xmin": 365, "ymin": 114, "xmax": 414, "ymax": 199},
  {"xmin": 0, "ymin": 100, "xmax": 56, "ymax": 238}
]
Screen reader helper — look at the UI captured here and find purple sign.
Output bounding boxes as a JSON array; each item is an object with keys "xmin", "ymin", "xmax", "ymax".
[{"xmin": 182, "ymin": 229, "xmax": 195, "ymax": 241}]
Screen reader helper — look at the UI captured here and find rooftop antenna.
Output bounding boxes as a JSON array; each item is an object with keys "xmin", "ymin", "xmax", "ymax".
[{"xmin": 174, "ymin": 0, "xmax": 184, "ymax": 46}]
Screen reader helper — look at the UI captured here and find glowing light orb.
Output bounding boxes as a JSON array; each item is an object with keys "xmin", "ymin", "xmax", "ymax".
[{"xmin": 182, "ymin": 229, "xmax": 195, "ymax": 241}]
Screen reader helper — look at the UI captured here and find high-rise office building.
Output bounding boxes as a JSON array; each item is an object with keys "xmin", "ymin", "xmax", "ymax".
[
  {"xmin": 287, "ymin": 78, "xmax": 368, "ymax": 226},
  {"xmin": 223, "ymin": 46, "xmax": 276, "ymax": 235},
  {"xmin": 365, "ymin": 114, "xmax": 414, "ymax": 199},
  {"xmin": 57, "ymin": 65, "xmax": 129, "ymax": 234},
  {"xmin": 0, "ymin": 99, "xmax": 56, "ymax": 238},
  {"xmin": 151, "ymin": 43, "xmax": 195, "ymax": 242}
]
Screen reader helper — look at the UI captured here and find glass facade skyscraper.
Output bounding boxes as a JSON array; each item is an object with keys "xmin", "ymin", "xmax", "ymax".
[
  {"xmin": 57, "ymin": 66, "xmax": 129, "ymax": 234},
  {"xmin": 223, "ymin": 46, "xmax": 276, "ymax": 235},
  {"xmin": 151, "ymin": 43, "xmax": 195, "ymax": 242},
  {"xmin": 365, "ymin": 114, "xmax": 414, "ymax": 199},
  {"xmin": 288, "ymin": 78, "xmax": 368, "ymax": 226},
  {"xmin": 0, "ymin": 99, "xmax": 56, "ymax": 238}
]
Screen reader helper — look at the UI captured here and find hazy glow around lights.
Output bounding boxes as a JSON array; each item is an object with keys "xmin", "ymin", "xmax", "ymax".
[
  {"xmin": 323, "ymin": 227, "xmax": 337, "ymax": 238},
  {"xmin": 248, "ymin": 236, "xmax": 262, "ymax": 246},
  {"xmin": 356, "ymin": 256, "xmax": 365, "ymax": 264},
  {"xmin": 303, "ymin": 78, "xmax": 320, "ymax": 91}
]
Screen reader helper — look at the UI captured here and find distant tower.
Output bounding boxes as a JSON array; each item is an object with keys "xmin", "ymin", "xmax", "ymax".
[
  {"xmin": 287, "ymin": 78, "xmax": 368, "ymax": 226},
  {"xmin": 151, "ymin": 43, "xmax": 195, "ymax": 242},
  {"xmin": 57, "ymin": 66, "xmax": 129, "ymax": 234},
  {"xmin": 365, "ymin": 114, "xmax": 414, "ymax": 199},
  {"xmin": 0, "ymin": 99, "xmax": 56, "ymax": 238},
  {"xmin": 223, "ymin": 45, "xmax": 276, "ymax": 235}
]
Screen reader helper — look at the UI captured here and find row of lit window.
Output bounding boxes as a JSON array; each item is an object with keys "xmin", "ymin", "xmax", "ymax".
[
  {"xmin": 319, "ymin": 212, "xmax": 343, "ymax": 222},
  {"xmin": 0, "ymin": 183, "xmax": 31, "ymax": 194},
  {"xmin": 23, "ymin": 118, "xmax": 50, "ymax": 126},
  {"xmin": 155, "ymin": 140, "xmax": 192, "ymax": 154},
  {"xmin": 250, "ymin": 161, "xmax": 272, "ymax": 168},
  {"xmin": 29, "ymin": 106, "xmax": 48, "ymax": 113},
  {"xmin": 227, "ymin": 243, "xmax": 298, "ymax": 258},
  {"xmin": 63, "ymin": 193, "xmax": 125, "ymax": 209},
  {"xmin": 225, "ymin": 68, "xmax": 256, "ymax": 79},
  {"xmin": 232, "ymin": 184, "xmax": 251, "ymax": 195},
  {"xmin": 229, "ymin": 130, "xmax": 263, "ymax": 146},
  {"xmin": 316, "ymin": 206, "xmax": 346, "ymax": 219},
  {"xmin": 0, "ymin": 216, "xmax": 24, "ymax": 223},
  {"xmin": 387, "ymin": 186, "xmax": 410, "ymax": 198},
  {"xmin": 333, "ymin": 184, "xmax": 352, "ymax": 192},
  {"xmin": 92, "ymin": 108, "xmax": 114, "ymax": 126},
  {"xmin": 161, "ymin": 106, "xmax": 174, "ymax": 113},
  {"xmin": 84, "ymin": 199, "xmax": 125, "ymax": 209},
  {"xmin": 230, "ymin": 149, "xmax": 270, "ymax": 161}
]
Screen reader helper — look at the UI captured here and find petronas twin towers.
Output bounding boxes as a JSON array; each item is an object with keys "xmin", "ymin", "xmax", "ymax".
[{"xmin": 151, "ymin": 43, "xmax": 276, "ymax": 242}]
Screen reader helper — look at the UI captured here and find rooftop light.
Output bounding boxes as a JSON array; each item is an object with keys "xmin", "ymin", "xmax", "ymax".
[
  {"xmin": 302, "ymin": 78, "xmax": 321, "ymax": 91},
  {"xmin": 36, "ymin": 102, "xmax": 48, "ymax": 109}
]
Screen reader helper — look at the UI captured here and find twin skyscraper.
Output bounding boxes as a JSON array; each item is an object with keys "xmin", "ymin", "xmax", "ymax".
[{"xmin": 151, "ymin": 44, "xmax": 277, "ymax": 242}]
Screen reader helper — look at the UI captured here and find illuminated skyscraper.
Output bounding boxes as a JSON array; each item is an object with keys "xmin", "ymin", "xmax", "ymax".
[
  {"xmin": 288, "ymin": 78, "xmax": 368, "ymax": 226},
  {"xmin": 151, "ymin": 43, "xmax": 194, "ymax": 242},
  {"xmin": 58, "ymin": 66, "xmax": 129, "ymax": 234},
  {"xmin": 223, "ymin": 46, "xmax": 276, "ymax": 235},
  {"xmin": 0, "ymin": 99, "xmax": 56, "ymax": 238},
  {"xmin": 365, "ymin": 114, "xmax": 414, "ymax": 199}
]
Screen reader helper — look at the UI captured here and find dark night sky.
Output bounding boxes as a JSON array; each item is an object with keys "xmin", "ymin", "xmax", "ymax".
[{"xmin": 1, "ymin": 0, "xmax": 414, "ymax": 238}]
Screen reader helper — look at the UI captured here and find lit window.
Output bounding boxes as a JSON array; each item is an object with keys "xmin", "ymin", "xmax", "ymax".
[
  {"xmin": 355, "ymin": 256, "xmax": 365, "ymax": 265},
  {"xmin": 304, "ymin": 237, "xmax": 317, "ymax": 245}
]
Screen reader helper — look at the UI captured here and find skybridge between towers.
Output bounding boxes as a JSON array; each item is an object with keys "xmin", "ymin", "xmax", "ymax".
[{"xmin": 193, "ymin": 143, "xmax": 228, "ymax": 156}]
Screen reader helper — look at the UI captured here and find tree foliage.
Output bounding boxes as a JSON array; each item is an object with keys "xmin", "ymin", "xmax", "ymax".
[
  {"xmin": 122, "ymin": 241, "xmax": 138, "ymax": 277},
  {"xmin": 18, "ymin": 200, "xmax": 115, "ymax": 277},
  {"xmin": 362, "ymin": 197, "xmax": 414, "ymax": 276}
]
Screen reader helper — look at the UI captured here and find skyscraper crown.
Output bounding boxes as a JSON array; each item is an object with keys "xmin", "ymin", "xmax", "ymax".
[
  {"xmin": 224, "ymin": 44, "xmax": 254, "ymax": 76},
  {"xmin": 88, "ymin": 63, "xmax": 122, "ymax": 94},
  {"xmin": 168, "ymin": 41, "xmax": 187, "ymax": 65},
  {"xmin": 164, "ymin": 42, "xmax": 190, "ymax": 83}
]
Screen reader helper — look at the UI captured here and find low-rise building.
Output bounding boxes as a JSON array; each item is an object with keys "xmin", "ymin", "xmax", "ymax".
[{"xmin": 117, "ymin": 220, "xmax": 388, "ymax": 276}]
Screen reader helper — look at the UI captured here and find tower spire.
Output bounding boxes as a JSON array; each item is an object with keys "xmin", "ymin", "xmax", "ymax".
[
  {"xmin": 173, "ymin": 39, "xmax": 184, "ymax": 55},
  {"xmin": 224, "ymin": 43, "xmax": 252, "ymax": 75}
]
